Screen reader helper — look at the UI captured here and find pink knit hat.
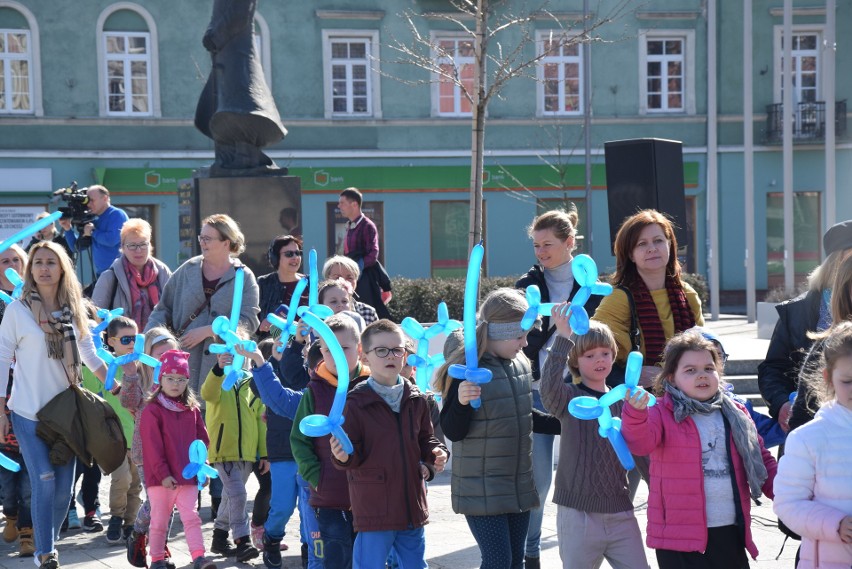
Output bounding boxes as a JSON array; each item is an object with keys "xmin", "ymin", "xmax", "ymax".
[{"xmin": 160, "ymin": 349, "xmax": 190, "ymax": 377}]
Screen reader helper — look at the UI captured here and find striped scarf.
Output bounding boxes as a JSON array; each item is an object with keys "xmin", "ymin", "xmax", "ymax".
[
  {"xmin": 24, "ymin": 291, "xmax": 81, "ymax": 385},
  {"xmin": 632, "ymin": 276, "xmax": 696, "ymax": 365}
]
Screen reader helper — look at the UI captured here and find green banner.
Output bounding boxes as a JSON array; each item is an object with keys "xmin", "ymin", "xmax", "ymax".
[{"xmin": 96, "ymin": 168, "xmax": 195, "ymax": 193}]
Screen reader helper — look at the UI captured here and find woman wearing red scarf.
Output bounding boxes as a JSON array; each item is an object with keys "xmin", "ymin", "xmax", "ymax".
[{"xmin": 92, "ymin": 219, "xmax": 172, "ymax": 331}]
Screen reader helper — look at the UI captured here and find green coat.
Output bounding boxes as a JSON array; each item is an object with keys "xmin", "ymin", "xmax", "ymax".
[{"xmin": 201, "ymin": 367, "xmax": 267, "ymax": 463}]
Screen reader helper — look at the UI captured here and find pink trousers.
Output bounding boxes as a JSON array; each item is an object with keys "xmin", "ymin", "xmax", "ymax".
[{"xmin": 148, "ymin": 485, "xmax": 205, "ymax": 562}]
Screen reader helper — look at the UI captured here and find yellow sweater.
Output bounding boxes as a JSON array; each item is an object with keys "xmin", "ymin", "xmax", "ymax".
[{"xmin": 591, "ymin": 283, "xmax": 704, "ymax": 365}]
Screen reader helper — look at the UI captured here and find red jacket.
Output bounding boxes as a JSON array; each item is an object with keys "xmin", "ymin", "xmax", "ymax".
[
  {"xmin": 621, "ymin": 394, "xmax": 776, "ymax": 558},
  {"xmin": 332, "ymin": 380, "xmax": 447, "ymax": 532},
  {"xmin": 140, "ymin": 395, "xmax": 209, "ymax": 488}
]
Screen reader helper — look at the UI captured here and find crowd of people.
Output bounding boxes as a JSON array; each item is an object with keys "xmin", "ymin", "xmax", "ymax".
[{"xmin": 0, "ymin": 186, "xmax": 850, "ymax": 569}]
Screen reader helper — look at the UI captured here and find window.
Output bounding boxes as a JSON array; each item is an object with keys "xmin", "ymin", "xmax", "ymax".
[
  {"xmin": 537, "ymin": 32, "xmax": 583, "ymax": 115},
  {"xmin": 432, "ymin": 35, "xmax": 475, "ymax": 117},
  {"xmin": 638, "ymin": 30, "xmax": 695, "ymax": 114},
  {"xmin": 0, "ymin": 28, "xmax": 30, "ymax": 113},
  {"xmin": 322, "ymin": 30, "xmax": 381, "ymax": 118},
  {"xmin": 766, "ymin": 192, "xmax": 821, "ymax": 289},
  {"xmin": 96, "ymin": 4, "xmax": 160, "ymax": 117},
  {"xmin": 774, "ymin": 27, "xmax": 822, "ymax": 105}
]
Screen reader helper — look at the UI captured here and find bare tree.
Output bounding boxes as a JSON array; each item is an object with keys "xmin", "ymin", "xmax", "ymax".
[{"xmin": 386, "ymin": 0, "xmax": 630, "ymax": 251}]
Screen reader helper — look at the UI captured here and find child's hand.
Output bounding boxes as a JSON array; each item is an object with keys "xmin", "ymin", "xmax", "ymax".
[
  {"xmin": 293, "ymin": 321, "xmax": 310, "ymax": 344},
  {"xmin": 457, "ymin": 381, "xmax": 481, "ymax": 406},
  {"xmin": 270, "ymin": 339, "xmax": 285, "ymax": 361},
  {"xmin": 551, "ymin": 302, "xmax": 573, "ymax": 339},
  {"xmin": 256, "ymin": 458, "xmax": 270, "ymax": 475},
  {"xmin": 329, "ymin": 435, "xmax": 349, "ymax": 463},
  {"xmin": 121, "ymin": 360, "xmax": 139, "ymax": 377},
  {"xmin": 419, "ymin": 464, "xmax": 430, "ymax": 479},
  {"xmin": 625, "ymin": 389, "xmax": 651, "ymax": 411},
  {"xmin": 234, "ymin": 343, "xmax": 264, "ymax": 368},
  {"xmin": 216, "ymin": 352, "xmax": 233, "ymax": 370},
  {"xmin": 839, "ymin": 516, "xmax": 852, "ymax": 544},
  {"xmin": 432, "ymin": 447, "xmax": 448, "ymax": 473},
  {"xmin": 162, "ymin": 476, "xmax": 177, "ymax": 490}
]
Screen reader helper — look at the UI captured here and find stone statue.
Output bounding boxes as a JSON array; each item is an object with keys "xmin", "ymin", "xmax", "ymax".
[{"xmin": 194, "ymin": 0, "xmax": 286, "ymax": 175}]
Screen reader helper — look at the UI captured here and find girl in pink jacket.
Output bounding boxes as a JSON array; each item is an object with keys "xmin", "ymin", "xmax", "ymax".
[{"xmin": 622, "ymin": 331, "xmax": 776, "ymax": 569}]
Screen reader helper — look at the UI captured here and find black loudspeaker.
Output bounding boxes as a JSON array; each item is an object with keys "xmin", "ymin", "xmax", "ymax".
[{"xmin": 603, "ymin": 138, "xmax": 688, "ymax": 251}]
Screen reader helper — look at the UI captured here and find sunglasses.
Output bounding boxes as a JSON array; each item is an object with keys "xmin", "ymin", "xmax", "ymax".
[
  {"xmin": 281, "ymin": 250, "xmax": 303, "ymax": 258},
  {"xmin": 111, "ymin": 335, "xmax": 136, "ymax": 346}
]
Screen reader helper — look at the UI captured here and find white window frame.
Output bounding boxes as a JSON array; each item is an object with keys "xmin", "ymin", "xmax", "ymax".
[
  {"xmin": 431, "ymin": 32, "xmax": 476, "ymax": 118},
  {"xmin": 0, "ymin": 1, "xmax": 42, "ymax": 116},
  {"xmin": 102, "ymin": 31, "xmax": 153, "ymax": 116},
  {"xmin": 535, "ymin": 30, "xmax": 584, "ymax": 116},
  {"xmin": 321, "ymin": 30, "xmax": 381, "ymax": 119},
  {"xmin": 772, "ymin": 25, "xmax": 823, "ymax": 104},
  {"xmin": 638, "ymin": 29, "xmax": 695, "ymax": 115},
  {"xmin": 96, "ymin": 2, "xmax": 161, "ymax": 118}
]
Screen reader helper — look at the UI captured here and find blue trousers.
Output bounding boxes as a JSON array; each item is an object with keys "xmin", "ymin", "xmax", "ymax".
[
  {"xmin": 298, "ymin": 475, "xmax": 322, "ymax": 569},
  {"xmin": 314, "ymin": 507, "xmax": 354, "ymax": 569},
  {"xmin": 0, "ymin": 451, "xmax": 31, "ymax": 528},
  {"xmin": 526, "ymin": 390, "xmax": 554, "ymax": 558},
  {"xmin": 354, "ymin": 528, "xmax": 427, "ymax": 569},
  {"xmin": 12, "ymin": 413, "xmax": 76, "ymax": 558},
  {"xmin": 264, "ymin": 460, "xmax": 300, "ymax": 541},
  {"xmin": 466, "ymin": 511, "xmax": 531, "ymax": 569}
]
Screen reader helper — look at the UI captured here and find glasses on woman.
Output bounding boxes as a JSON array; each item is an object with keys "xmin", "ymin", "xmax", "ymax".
[
  {"xmin": 198, "ymin": 235, "xmax": 222, "ymax": 244},
  {"xmin": 163, "ymin": 376, "xmax": 189, "ymax": 385},
  {"xmin": 111, "ymin": 335, "xmax": 136, "ymax": 346},
  {"xmin": 281, "ymin": 250, "xmax": 303, "ymax": 258},
  {"xmin": 368, "ymin": 346, "xmax": 407, "ymax": 358},
  {"xmin": 124, "ymin": 242, "xmax": 150, "ymax": 252}
]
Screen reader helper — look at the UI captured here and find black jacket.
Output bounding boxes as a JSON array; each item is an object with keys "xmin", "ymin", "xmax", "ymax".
[
  {"xmin": 516, "ymin": 264, "xmax": 603, "ymax": 380},
  {"xmin": 757, "ymin": 289, "xmax": 822, "ymax": 419}
]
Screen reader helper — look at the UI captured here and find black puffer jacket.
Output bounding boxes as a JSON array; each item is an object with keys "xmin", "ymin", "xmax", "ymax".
[{"xmin": 757, "ymin": 289, "xmax": 822, "ymax": 419}]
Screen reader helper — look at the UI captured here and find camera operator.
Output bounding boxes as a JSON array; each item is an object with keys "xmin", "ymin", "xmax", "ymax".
[
  {"xmin": 65, "ymin": 185, "xmax": 129, "ymax": 276},
  {"xmin": 25, "ymin": 211, "xmax": 76, "ymax": 262}
]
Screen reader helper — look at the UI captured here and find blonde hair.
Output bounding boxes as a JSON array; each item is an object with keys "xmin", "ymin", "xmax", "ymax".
[
  {"xmin": 323, "ymin": 255, "xmax": 360, "ymax": 281},
  {"xmin": 23, "ymin": 241, "xmax": 89, "ymax": 336},
  {"xmin": 202, "ymin": 214, "xmax": 245, "ymax": 256},
  {"xmin": 653, "ymin": 330, "xmax": 722, "ymax": 396},
  {"xmin": 140, "ymin": 327, "xmax": 178, "ymax": 394},
  {"xmin": 528, "ymin": 205, "xmax": 579, "ymax": 249},
  {"xmin": 0, "ymin": 244, "xmax": 27, "ymax": 286},
  {"xmin": 434, "ymin": 288, "xmax": 529, "ymax": 397},
  {"xmin": 567, "ymin": 321, "xmax": 618, "ymax": 381},
  {"xmin": 120, "ymin": 218, "xmax": 152, "ymax": 245},
  {"xmin": 828, "ymin": 253, "xmax": 852, "ymax": 324}
]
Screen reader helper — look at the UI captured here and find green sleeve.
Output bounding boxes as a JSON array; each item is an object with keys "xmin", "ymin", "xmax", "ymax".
[
  {"xmin": 256, "ymin": 400, "xmax": 268, "ymax": 459},
  {"xmin": 201, "ymin": 367, "xmax": 224, "ymax": 404},
  {"xmin": 290, "ymin": 388, "xmax": 320, "ymax": 488}
]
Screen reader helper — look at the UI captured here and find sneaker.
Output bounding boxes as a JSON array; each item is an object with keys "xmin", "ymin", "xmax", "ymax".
[
  {"xmin": 193, "ymin": 555, "xmax": 218, "ymax": 569},
  {"xmin": 106, "ymin": 515, "xmax": 123, "ymax": 543},
  {"xmin": 126, "ymin": 530, "xmax": 148, "ymax": 568},
  {"xmin": 150, "ymin": 561, "xmax": 170, "ymax": 569},
  {"xmin": 262, "ymin": 532, "xmax": 282, "ymax": 568},
  {"xmin": 38, "ymin": 552, "xmax": 59, "ymax": 569},
  {"xmin": 122, "ymin": 525, "xmax": 134, "ymax": 541},
  {"xmin": 524, "ymin": 556, "xmax": 541, "ymax": 569},
  {"xmin": 66, "ymin": 509, "xmax": 82, "ymax": 530},
  {"xmin": 83, "ymin": 512, "xmax": 103, "ymax": 533},
  {"xmin": 250, "ymin": 523, "xmax": 264, "ymax": 549},
  {"xmin": 234, "ymin": 536, "xmax": 259, "ymax": 562}
]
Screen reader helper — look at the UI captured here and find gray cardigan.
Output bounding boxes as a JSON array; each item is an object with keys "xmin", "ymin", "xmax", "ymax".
[
  {"xmin": 145, "ymin": 255, "xmax": 260, "ymax": 398},
  {"xmin": 91, "ymin": 255, "xmax": 173, "ymax": 327}
]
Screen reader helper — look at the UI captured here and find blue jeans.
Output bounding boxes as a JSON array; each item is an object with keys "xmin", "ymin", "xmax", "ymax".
[
  {"xmin": 298, "ymin": 475, "xmax": 321, "ymax": 569},
  {"xmin": 0, "ymin": 451, "xmax": 32, "ymax": 528},
  {"xmin": 264, "ymin": 460, "xmax": 299, "ymax": 540},
  {"xmin": 314, "ymin": 507, "xmax": 354, "ymax": 569},
  {"xmin": 466, "ymin": 511, "xmax": 531, "ymax": 569},
  {"xmin": 354, "ymin": 528, "xmax": 427, "ymax": 569},
  {"xmin": 12, "ymin": 413, "xmax": 76, "ymax": 558},
  {"xmin": 526, "ymin": 390, "xmax": 554, "ymax": 558}
]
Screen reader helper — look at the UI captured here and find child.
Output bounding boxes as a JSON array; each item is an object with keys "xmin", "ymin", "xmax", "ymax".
[
  {"xmin": 540, "ymin": 306, "xmax": 648, "ymax": 569},
  {"xmin": 622, "ymin": 330, "xmax": 777, "ymax": 568},
  {"xmin": 436, "ymin": 288, "xmax": 560, "ymax": 569},
  {"xmin": 122, "ymin": 327, "xmax": 179, "ymax": 567},
  {"xmin": 1, "ymin": 353, "xmax": 33, "ymax": 557},
  {"xmin": 290, "ymin": 313, "xmax": 372, "ymax": 569},
  {"xmin": 773, "ymin": 320, "xmax": 852, "ymax": 569},
  {"xmin": 201, "ymin": 340, "xmax": 267, "ymax": 563},
  {"xmin": 139, "ymin": 349, "xmax": 216, "ymax": 569},
  {"xmin": 329, "ymin": 319, "xmax": 448, "ymax": 568},
  {"xmin": 318, "ymin": 279, "xmax": 366, "ymax": 330},
  {"xmin": 104, "ymin": 315, "xmax": 144, "ymax": 543}
]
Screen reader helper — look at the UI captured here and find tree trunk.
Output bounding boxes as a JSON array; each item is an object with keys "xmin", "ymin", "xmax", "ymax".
[{"xmin": 468, "ymin": 0, "xmax": 488, "ymax": 253}]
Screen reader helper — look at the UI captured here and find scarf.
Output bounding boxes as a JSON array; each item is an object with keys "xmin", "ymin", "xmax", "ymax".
[
  {"xmin": 631, "ymin": 275, "xmax": 696, "ymax": 365},
  {"xmin": 664, "ymin": 382, "xmax": 768, "ymax": 500},
  {"xmin": 817, "ymin": 288, "xmax": 832, "ymax": 332},
  {"xmin": 25, "ymin": 291, "xmax": 81, "ymax": 385},
  {"xmin": 157, "ymin": 392, "xmax": 188, "ymax": 412},
  {"xmin": 123, "ymin": 257, "xmax": 160, "ymax": 330},
  {"xmin": 367, "ymin": 377, "xmax": 405, "ymax": 413}
]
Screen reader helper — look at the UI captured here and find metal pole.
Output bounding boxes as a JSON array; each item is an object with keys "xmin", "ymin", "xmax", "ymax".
[
  {"xmin": 825, "ymin": 0, "xmax": 836, "ymax": 229},
  {"xmin": 583, "ymin": 0, "xmax": 593, "ymax": 255},
  {"xmin": 782, "ymin": 0, "xmax": 794, "ymax": 293},
  {"xmin": 744, "ymin": 0, "xmax": 756, "ymax": 322},
  {"xmin": 707, "ymin": 0, "xmax": 719, "ymax": 320}
]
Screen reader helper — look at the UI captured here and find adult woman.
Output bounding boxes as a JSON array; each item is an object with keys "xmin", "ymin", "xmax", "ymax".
[
  {"xmin": 515, "ymin": 208, "xmax": 602, "ymax": 568},
  {"xmin": 0, "ymin": 242, "xmax": 107, "ymax": 569},
  {"xmin": 592, "ymin": 209, "xmax": 704, "ymax": 385},
  {"xmin": 323, "ymin": 255, "xmax": 379, "ymax": 325},
  {"xmin": 0, "ymin": 244, "xmax": 27, "ymax": 322},
  {"xmin": 91, "ymin": 218, "xmax": 172, "ymax": 331},
  {"xmin": 145, "ymin": 214, "xmax": 259, "ymax": 397},
  {"xmin": 257, "ymin": 234, "xmax": 307, "ymax": 336}
]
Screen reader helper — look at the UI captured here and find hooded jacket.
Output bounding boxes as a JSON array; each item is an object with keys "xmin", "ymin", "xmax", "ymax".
[{"xmin": 201, "ymin": 366, "xmax": 267, "ymax": 463}]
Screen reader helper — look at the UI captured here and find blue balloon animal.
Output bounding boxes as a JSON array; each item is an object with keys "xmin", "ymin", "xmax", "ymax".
[
  {"xmin": 208, "ymin": 267, "xmax": 257, "ymax": 390},
  {"xmin": 520, "ymin": 285, "xmax": 556, "ymax": 331},
  {"xmin": 401, "ymin": 301, "xmax": 461, "ymax": 394},
  {"xmin": 447, "ymin": 243, "xmax": 492, "ymax": 409},
  {"xmin": 0, "ymin": 269, "xmax": 24, "ymax": 305},
  {"xmin": 297, "ymin": 310, "xmax": 354, "ymax": 455},
  {"xmin": 565, "ymin": 254, "xmax": 613, "ymax": 335},
  {"xmin": 181, "ymin": 439, "xmax": 219, "ymax": 491},
  {"xmin": 266, "ymin": 277, "xmax": 308, "ymax": 352},
  {"xmin": 566, "ymin": 351, "xmax": 656, "ymax": 470},
  {"xmin": 0, "ymin": 211, "xmax": 62, "ymax": 255},
  {"xmin": 94, "ymin": 333, "xmax": 162, "ymax": 391},
  {"xmin": 296, "ymin": 249, "xmax": 334, "ymax": 324}
]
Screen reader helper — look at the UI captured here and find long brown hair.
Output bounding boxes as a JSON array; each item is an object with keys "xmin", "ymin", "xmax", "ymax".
[
  {"xmin": 23, "ymin": 241, "xmax": 89, "ymax": 336},
  {"xmin": 652, "ymin": 330, "xmax": 722, "ymax": 396},
  {"xmin": 829, "ymin": 253, "xmax": 852, "ymax": 324},
  {"xmin": 611, "ymin": 209, "xmax": 683, "ymax": 290}
]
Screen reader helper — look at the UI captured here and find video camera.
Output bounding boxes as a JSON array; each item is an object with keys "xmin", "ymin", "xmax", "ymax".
[{"xmin": 52, "ymin": 181, "xmax": 96, "ymax": 250}]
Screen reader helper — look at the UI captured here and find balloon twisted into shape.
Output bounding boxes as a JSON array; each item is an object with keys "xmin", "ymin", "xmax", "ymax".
[
  {"xmin": 567, "ymin": 254, "xmax": 613, "ymax": 335},
  {"xmin": 0, "ymin": 452, "xmax": 20, "ymax": 472},
  {"xmin": 94, "ymin": 333, "xmax": 162, "ymax": 391},
  {"xmin": 91, "ymin": 307, "xmax": 124, "ymax": 336},
  {"xmin": 208, "ymin": 267, "xmax": 257, "ymax": 391},
  {"xmin": 296, "ymin": 249, "xmax": 334, "ymax": 324},
  {"xmin": 181, "ymin": 439, "xmax": 219, "ymax": 491},
  {"xmin": 567, "ymin": 351, "xmax": 657, "ymax": 470},
  {"xmin": 266, "ymin": 277, "xmax": 308, "ymax": 352},
  {"xmin": 297, "ymin": 310, "xmax": 354, "ymax": 455},
  {"xmin": 520, "ymin": 285, "xmax": 556, "ymax": 331},
  {"xmin": 0, "ymin": 211, "xmax": 62, "ymax": 255},
  {"xmin": 401, "ymin": 302, "xmax": 462, "ymax": 394},
  {"xmin": 447, "ymin": 243, "xmax": 492, "ymax": 409},
  {"xmin": 0, "ymin": 269, "xmax": 23, "ymax": 305}
]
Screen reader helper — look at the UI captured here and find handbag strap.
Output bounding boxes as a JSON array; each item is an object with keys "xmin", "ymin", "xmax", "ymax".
[{"xmin": 617, "ymin": 284, "xmax": 642, "ymax": 352}]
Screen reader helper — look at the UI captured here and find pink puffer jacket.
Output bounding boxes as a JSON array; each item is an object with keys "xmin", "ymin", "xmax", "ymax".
[{"xmin": 622, "ymin": 394, "xmax": 776, "ymax": 558}]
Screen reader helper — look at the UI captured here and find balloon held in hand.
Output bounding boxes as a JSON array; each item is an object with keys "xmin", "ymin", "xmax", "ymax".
[{"xmin": 181, "ymin": 439, "xmax": 219, "ymax": 491}]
